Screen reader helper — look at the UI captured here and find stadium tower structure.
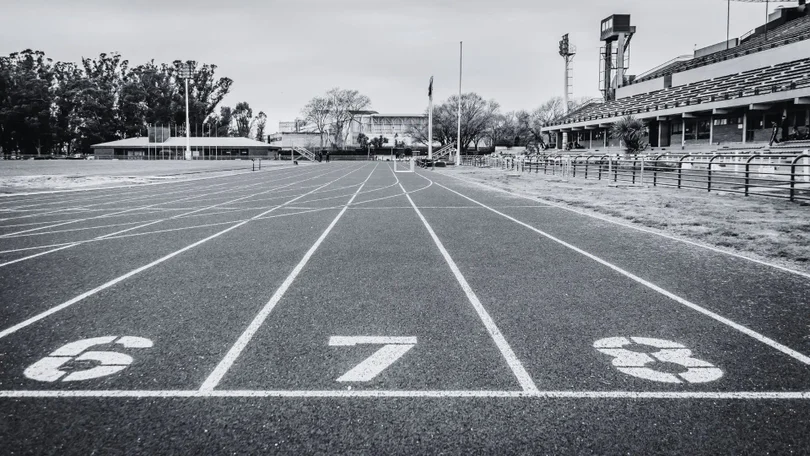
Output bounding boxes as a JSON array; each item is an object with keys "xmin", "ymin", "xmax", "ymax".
[{"xmin": 543, "ymin": 1, "xmax": 810, "ymax": 152}]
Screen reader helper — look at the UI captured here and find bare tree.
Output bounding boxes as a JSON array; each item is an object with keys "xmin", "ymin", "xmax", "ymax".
[
  {"xmin": 531, "ymin": 96, "xmax": 595, "ymax": 146},
  {"xmin": 325, "ymin": 88, "xmax": 371, "ymax": 148},
  {"xmin": 301, "ymin": 96, "xmax": 331, "ymax": 147},
  {"xmin": 406, "ymin": 92, "xmax": 499, "ymax": 152}
]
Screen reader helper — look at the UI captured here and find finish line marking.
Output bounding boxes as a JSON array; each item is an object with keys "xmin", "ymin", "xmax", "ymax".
[{"xmin": 1, "ymin": 389, "xmax": 810, "ymax": 399}]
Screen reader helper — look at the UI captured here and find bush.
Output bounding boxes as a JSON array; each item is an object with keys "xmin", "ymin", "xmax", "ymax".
[{"xmin": 611, "ymin": 116, "xmax": 648, "ymax": 154}]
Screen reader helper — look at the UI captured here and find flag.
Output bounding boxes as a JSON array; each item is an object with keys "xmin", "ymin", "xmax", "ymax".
[{"xmin": 428, "ymin": 76, "xmax": 433, "ymax": 99}]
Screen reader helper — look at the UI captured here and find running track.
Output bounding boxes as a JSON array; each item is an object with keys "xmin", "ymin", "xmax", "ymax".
[{"xmin": 1, "ymin": 162, "xmax": 809, "ymax": 454}]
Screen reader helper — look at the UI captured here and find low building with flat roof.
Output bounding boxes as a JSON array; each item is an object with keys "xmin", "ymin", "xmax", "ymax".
[{"xmin": 91, "ymin": 135, "xmax": 278, "ymax": 160}]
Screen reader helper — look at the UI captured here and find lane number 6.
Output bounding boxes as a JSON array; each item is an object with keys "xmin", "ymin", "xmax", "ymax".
[{"xmin": 24, "ymin": 336, "xmax": 153, "ymax": 382}]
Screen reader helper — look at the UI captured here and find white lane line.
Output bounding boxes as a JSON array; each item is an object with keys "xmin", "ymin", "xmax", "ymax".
[
  {"xmin": 199, "ymin": 164, "xmax": 379, "ymax": 391},
  {"xmin": 0, "ymin": 178, "xmax": 235, "ymax": 212},
  {"xmin": 0, "ymin": 207, "xmax": 344, "ymax": 256},
  {"xmin": 433, "ymin": 180, "xmax": 810, "ymax": 366},
  {"xmin": 329, "ymin": 336, "xmax": 418, "ymax": 345},
  {"xmin": 0, "ymin": 167, "xmax": 341, "ymax": 268},
  {"xmin": 0, "ymin": 164, "xmax": 300, "ymax": 198},
  {"xmin": 399, "ymin": 182, "xmax": 539, "ymax": 393},
  {"xmin": 0, "ymin": 165, "xmax": 325, "ymax": 236},
  {"xmin": 439, "ymin": 172, "xmax": 810, "ymax": 280},
  {"xmin": 0, "ymin": 178, "xmax": 241, "ymax": 222},
  {"xmin": 1, "ymin": 389, "xmax": 810, "ymax": 399},
  {"xmin": 0, "ymin": 165, "xmax": 368, "ymax": 341}
]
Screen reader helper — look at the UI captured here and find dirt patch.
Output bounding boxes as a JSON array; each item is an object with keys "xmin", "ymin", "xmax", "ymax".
[{"xmin": 437, "ymin": 166, "xmax": 810, "ymax": 275}]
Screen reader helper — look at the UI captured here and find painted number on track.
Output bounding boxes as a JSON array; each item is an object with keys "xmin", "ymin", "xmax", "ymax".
[
  {"xmin": 24, "ymin": 336, "xmax": 153, "ymax": 382},
  {"xmin": 594, "ymin": 337, "xmax": 723, "ymax": 384},
  {"xmin": 329, "ymin": 336, "xmax": 416, "ymax": 382}
]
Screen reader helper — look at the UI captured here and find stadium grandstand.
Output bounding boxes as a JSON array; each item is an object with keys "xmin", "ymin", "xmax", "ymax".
[{"xmin": 543, "ymin": 1, "xmax": 810, "ymax": 153}]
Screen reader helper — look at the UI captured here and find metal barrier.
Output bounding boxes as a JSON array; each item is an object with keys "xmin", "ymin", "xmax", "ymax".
[{"xmin": 462, "ymin": 152, "xmax": 810, "ymax": 202}]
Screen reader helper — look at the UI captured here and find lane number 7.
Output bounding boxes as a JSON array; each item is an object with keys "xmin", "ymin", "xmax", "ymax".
[{"xmin": 329, "ymin": 336, "xmax": 416, "ymax": 382}]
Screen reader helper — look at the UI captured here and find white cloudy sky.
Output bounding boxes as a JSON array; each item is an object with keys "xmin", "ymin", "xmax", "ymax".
[{"xmin": 0, "ymin": 0, "xmax": 785, "ymax": 133}]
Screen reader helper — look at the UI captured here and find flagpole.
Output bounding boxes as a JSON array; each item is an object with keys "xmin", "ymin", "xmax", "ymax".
[
  {"xmin": 456, "ymin": 41, "xmax": 462, "ymax": 166},
  {"xmin": 428, "ymin": 76, "xmax": 433, "ymax": 160}
]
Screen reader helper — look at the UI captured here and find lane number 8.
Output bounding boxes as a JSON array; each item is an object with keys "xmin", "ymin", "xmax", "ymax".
[{"xmin": 594, "ymin": 336, "xmax": 723, "ymax": 384}]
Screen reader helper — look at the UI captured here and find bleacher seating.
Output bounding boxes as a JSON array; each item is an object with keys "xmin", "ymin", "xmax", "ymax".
[
  {"xmin": 550, "ymin": 57, "xmax": 810, "ymax": 126},
  {"xmin": 633, "ymin": 12, "xmax": 810, "ymax": 84}
]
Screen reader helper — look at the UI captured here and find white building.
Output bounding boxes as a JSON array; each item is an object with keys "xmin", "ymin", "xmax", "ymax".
[{"xmin": 275, "ymin": 112, "xmax": 426, "ymax": 148}]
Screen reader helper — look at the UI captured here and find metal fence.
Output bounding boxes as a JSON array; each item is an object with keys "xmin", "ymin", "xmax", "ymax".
[{"xmin": 463, "ymin": 153, "xmax": 810, "ymax": 202}]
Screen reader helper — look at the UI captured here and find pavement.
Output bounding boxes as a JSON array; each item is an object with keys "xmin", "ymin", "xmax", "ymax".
[{"xmin": 1, "ymin": 161, "xmax": 809, "ymax": 454}]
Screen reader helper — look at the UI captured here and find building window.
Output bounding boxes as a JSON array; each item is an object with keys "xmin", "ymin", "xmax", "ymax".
[
  {"xmin": 684, "ymin": 120, "xmax": 696, "ymax": 138},
  {"xmin": 713, "ymin": 117, "xmax": 741, "ymax": 126},
  {"xmin": 697, "ymin": 119, "xmax": 711, "ymax": 140},
  {"xmin": 671, "ymin": 121, "xmax": 683, "ymax": 135}
]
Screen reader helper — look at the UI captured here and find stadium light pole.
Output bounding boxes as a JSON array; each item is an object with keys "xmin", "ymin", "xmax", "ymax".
[{"xmin": 179, "ymin": 63, "xmax": 193, "ymax": 161}]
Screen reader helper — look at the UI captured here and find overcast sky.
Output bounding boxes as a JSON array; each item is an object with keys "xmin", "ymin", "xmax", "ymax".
[{"xmin": 1, "ymin": 0, "xmax": 783, "ymax": 133}]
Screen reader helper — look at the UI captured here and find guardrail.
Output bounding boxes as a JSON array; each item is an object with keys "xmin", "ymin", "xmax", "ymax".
[{"xmin": 462, "ymin": 153, "xmax": 810, "ymax": 202}]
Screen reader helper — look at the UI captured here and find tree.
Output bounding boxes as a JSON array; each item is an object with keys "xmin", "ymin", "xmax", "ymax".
[
  {"xmin": 253, "ymin": 111, "xmax": 267, "ymax": 141},
  {"xmin": 214, "ymin": 105, "xmax": 234, "ymax": 137},
  {"xmin": 369, "ymin": 134, "xmax": 388, "ymax": 150},
  {"xmin": 325, "ymin": 88, "xmax": 371, "ymax": 148},
  {"xmin": 531, "ymin": 96, "xmax": 595, "ymax": 147},
  {"xmin": 301, "ymin": 96, "xmax": 331, "ymax": 148},
  {"xmin": 233, "ymin": 102, "xmax": 253, "ymax": 138},
  {"xmin": 357, "ymin": 133, "xmax": 369, "ymax": 150},
  {"xmin": 169, "ymin": 60, "xmax": 233, "ymax": 130},
  {"xmin": 610, "ymin": 116, "xmax": 648, "ymax": 153},
  {"xmin": 0, "ymin": 50, "xmax": 54, "ymax": 155},
  {"xmin": 406, "ymin": 92, "xmax": 499, "ymax": 152}
]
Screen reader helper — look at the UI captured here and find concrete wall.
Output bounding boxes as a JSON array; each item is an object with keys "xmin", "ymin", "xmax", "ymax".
[
  {"xmin": 94, "ymin": 148, "xmax": 113, "ymax": 159},
  {"xmin": 713, "ymin": 123, "xmax": 744, "ymax": 144},
  {"xmin": 616, "ymin": 76, "xmax": 667, "ymax": 99},
  {"xmin": 694, "ymin": 39, "xmax": 739, "ymax": 58},
  {"xmin": 672, "ymin": 40, "xmax": 810, "ymax": 87},
  {"xmin": 278, "ymin": 133, "xmax": 324, "ymax": 149}
]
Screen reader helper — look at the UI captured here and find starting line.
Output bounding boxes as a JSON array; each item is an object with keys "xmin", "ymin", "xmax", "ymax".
[{"xmin": 1, "ymin": 389, "xmax": 810, "ymax": 399}]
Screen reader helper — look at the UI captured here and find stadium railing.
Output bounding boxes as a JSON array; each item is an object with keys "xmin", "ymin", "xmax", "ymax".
[{"xmin": 462, "ymin": 152, "xmax": 810, "ymax": 202}]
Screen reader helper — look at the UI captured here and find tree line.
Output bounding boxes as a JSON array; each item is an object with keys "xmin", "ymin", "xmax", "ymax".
[
  {"xmin": 298, "ymin": 87, "xmax": 592, "ymax": 152},
  {"xmin": 0, "ymin": 49, "xmax": 266, "ymax": 157},
  {"xmin": 408, "ymin": 94, "xmax": 595, "ymax": 152}
]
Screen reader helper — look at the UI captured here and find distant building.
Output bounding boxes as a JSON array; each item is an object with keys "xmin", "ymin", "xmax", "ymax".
[
  {"xmin": 275, "ymin": 112, "xmax": 426, "ymax": 149},
  {"xmin": 91, "ymin": 127, "xmax": 278, "ymax": 159}
]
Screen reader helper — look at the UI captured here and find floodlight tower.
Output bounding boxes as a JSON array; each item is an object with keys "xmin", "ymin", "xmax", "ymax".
[
  {"xmin": 599, "ymin": 15, "xmax": 635, "ymax": 102},
  {"xmin": 179, "ymin": 63, "xmax": 193, "ymax": 160},
  {"xmin": 558, "ymin": 34, "xmax": 576, "ymax": 115},
  {"xmin": 559, "ymin": 34, "xmax": 576, "ymax": 149}
]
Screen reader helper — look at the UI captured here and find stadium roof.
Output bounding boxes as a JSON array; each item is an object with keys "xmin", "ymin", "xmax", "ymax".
[
  {"xmin": 632, "ymin": 9, "xmax": 810, "ymax": 84},
  {"xmin": 91, "ymin": 137, "xmax": 275, "ymax": 149}
]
